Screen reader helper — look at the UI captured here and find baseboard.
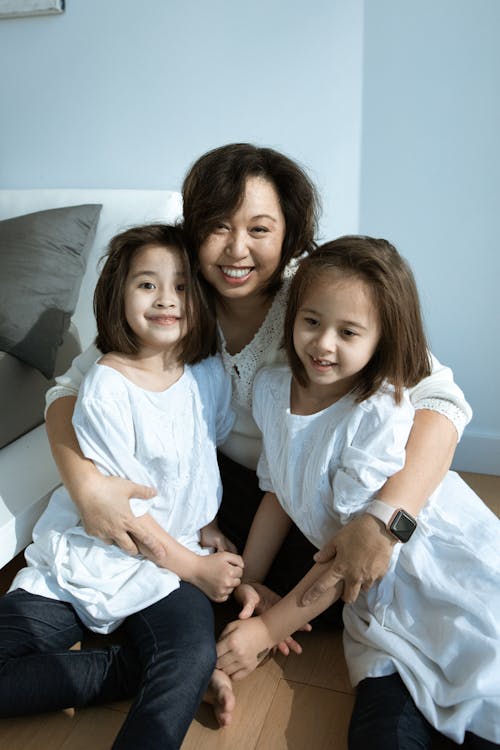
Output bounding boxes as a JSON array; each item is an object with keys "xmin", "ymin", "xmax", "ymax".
[{"xmin": 452, "ymin": 432, "xmax": 500, "ymax": 475}]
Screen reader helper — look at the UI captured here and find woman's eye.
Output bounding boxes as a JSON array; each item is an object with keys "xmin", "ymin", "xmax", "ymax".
[
  {"xmin": 214, "ymin": 222, "xmax": 230, "ymax": 233},
  {"xmin": 251, "ymin": 226, "xmax": 269, "ymax": 234}
]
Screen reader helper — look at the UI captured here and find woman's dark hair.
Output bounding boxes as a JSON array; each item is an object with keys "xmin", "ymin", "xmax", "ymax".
[
  {"xmin": 284, "ymin": 236, "xmax": 432, "ymax": 403},
  {"xmin": 182, "ymin": 143, "xmax": 320, "ymax": 296},
  {"xmin": 94, "ymin": 224, "xmax": 216, "ymax": 364}
]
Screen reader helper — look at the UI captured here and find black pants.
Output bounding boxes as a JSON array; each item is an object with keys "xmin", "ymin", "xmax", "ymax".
[
  {"xmin": 217, "ymin": 451, "xmax": 343, "ymax": 627},
  {"xmin": 349, "ymin": 674, "xmax": 499, "ymax": 750}
]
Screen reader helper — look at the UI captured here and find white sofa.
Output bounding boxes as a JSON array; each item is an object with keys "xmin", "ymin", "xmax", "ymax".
[{"xmin": 0, "ymin": 189, "xmax": 182, "ymax": 569}]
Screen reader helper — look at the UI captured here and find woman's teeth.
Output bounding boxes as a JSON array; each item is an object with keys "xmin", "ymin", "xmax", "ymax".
[{"xmin": 221, "ymin": 266, "xmax": 252, "ymax": 278}]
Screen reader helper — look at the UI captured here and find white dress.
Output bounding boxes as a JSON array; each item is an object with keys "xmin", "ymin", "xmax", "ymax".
[
  {"xmin": 253, "ymin": 366, "xmax": 500, "ymax": 744},
  {"xmin": 12, "ymin": 356, "xmax": 234, "ymax": 634}
]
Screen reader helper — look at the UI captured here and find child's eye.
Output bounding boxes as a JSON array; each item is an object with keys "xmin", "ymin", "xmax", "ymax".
[
  {"xmin": 341, "ymin": 329, "xmax": 357, "ymax": 337},
  {"xmin": 139, "ymin": 282, "xmax": 155, "ymax": 290},
  {"xmin": 176, "ymin": 283, "xmax": 186, "ymax": 292},
  {"xmin": 304, "ymin": 317, "xmax": 319, "ymax": 327}
]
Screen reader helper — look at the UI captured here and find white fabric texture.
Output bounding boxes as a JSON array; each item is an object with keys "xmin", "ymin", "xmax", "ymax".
[
  {"xmin": 253, "ymin": 366, "xmax": 500, "ymax": 744},
  {"xmin": 13, "ymin": 356, "xmax": 234, "ymax": 634},
  {"xmin": 46, "ymin": 263, "xmax": 472, "ymax": 471}
]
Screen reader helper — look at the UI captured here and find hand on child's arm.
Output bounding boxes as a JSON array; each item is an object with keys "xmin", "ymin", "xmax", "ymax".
[
  {"xmin": 234, "ymin": 583, "xmax": 310, "ymax": 657},
  {"xmin": 302, "ymin": 514, "xmax": 394, "ymax": 605},
  {"xmin": 187, "ymin": 552, "xmax": 244, "ymax": 603},
  {"xmin": 200, "ymin": 520, "xmax": 238, "ymax": 553}
]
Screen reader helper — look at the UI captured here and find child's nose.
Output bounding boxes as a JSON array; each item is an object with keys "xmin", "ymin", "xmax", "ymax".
[{"xmin": 315, "ymin": 330, "xmax": 337, "ymax": 352}]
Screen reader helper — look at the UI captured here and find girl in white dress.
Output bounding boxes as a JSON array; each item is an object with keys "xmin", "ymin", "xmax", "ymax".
[
  {"xmin": 1, "ymin": 224, "xmax": 243, "ymax": 748},
  {"xmin": 215, "ymin": 236, "xmax": 500, "ymax": 748}
]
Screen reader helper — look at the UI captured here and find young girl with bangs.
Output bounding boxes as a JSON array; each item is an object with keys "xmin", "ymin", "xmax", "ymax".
[
  {"xmin": 216, "ymin": 236, "xmax": 500, "ymax": 748},
  {"xmin": 0, "ymin": 224, "xmax": 243, "ymax": 748},
  {"xmin": 44, "ymin": 144, "xmax": 473, "ymax": 619}
]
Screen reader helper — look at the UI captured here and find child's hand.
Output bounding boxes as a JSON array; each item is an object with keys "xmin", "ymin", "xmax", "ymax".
[
  {"xmin": 190, "ymin": 551, "xmax": 244, "ymax": 602},
  {"xmin": 199, "ymin": 521, "xmax": 238, "ymax": 554},
  {"xmin": 234, "ymin": 583, "xmax": 310, "ymax": 657},
  {"xmin": 234, "ymin": 582, "xmax": 281, "ymax": 619},
  {"xmin": 216, "ymin": 616, "xmax": 274, "ymax": 681}
]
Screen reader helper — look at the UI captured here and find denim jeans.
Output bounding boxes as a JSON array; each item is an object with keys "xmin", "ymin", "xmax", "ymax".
[
  {"xmin": 349, "ymin": 674, "xmax": 499, "ymax": 750},
  {"xmin": 0, "ymin": 583, "xmax": 216, "ymax": 749}
]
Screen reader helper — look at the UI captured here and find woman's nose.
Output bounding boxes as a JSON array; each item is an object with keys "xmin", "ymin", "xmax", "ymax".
[{"xmin": 226, "ymin": 231, "xmax": 248, "ymax": 259}]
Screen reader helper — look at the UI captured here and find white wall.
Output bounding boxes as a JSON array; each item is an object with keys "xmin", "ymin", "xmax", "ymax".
[{"xmin": 360, "ymin": 0, "xmax": 500, "ymax": 474}]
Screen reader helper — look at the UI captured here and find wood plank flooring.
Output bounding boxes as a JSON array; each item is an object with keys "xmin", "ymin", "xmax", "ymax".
[{"xmin": 0, "ymin": 471, "xmax": 497, "ymax": 749}]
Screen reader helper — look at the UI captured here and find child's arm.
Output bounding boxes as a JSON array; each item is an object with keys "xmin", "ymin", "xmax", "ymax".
[
  {"xmin": 241, "ymin": 491, "xmax": 293, "ymax": 583},
  {"xmin": 216, "ymin": 560, "xmax": 342, "ymax": 680},
  {"xmin": 116, "ymin": 512, "xmax": 244, "ymax": 602}
]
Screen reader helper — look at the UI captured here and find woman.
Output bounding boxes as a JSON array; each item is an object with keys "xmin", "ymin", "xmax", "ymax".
[{"xmin": 45, "ymin": 143, "xmax": 471, "ymax": 609}]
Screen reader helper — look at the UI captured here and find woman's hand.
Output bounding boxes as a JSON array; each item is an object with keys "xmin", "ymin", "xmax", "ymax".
[
  {"xmin": 301, "ymin": 514, "xmax": 395, "ymax": 605},
  {"xmin": 216, "ymin": 616, "xmax": 275, "ymax": 681},
  {"xmin": 188, "ymin": 551, "xmax": 244, "ymax": 602},
  {"xmin": 200, "ymin": 520, "xmax": 238, "ymax": 553},
  {"xmin": 75, "ymin": 473, "xmax": 164, "ymax": 557}
]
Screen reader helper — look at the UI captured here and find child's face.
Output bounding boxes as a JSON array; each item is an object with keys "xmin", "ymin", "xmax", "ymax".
[
  {"xmin": 293, "ymin": 271, "xmax": 380, "ymax": 399},
  {"xmin": 198, "ymin": 175, "xmax": 285, "ymax": 303},
  {"xmin": 124, "ymin": 244, "xmax": 188, "ymax": 355}
]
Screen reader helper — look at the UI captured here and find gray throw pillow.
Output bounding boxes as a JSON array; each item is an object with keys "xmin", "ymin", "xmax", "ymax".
[{"xmin": 0, "ymin": 204, "xmax": 102, "ymax": 378}]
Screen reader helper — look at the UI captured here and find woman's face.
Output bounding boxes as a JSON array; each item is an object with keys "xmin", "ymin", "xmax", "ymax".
[{"xmin": 198, "ymin": 176, "xmax": 286, "ymax": 303}]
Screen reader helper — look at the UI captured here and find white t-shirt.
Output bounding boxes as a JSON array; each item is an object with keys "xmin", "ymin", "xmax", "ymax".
[{"xmin": 13, "ymin": 355, "xmax": 234, "ymax": 633}]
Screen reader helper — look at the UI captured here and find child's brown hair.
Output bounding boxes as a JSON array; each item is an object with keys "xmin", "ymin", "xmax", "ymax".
[
  {"xmin": 284, "ymin": 235, "xmax": 431, "ymax": 403},
  {"xmin": 94, "ymin": 224, "xmax": 216, "ymax": 364}
]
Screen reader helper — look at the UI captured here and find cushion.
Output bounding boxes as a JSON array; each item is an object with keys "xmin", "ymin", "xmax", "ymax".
[
  {"xmin": 0, "ymin": 324, "xmax": 81, "ymax": 449},
  {"xmin": 0, "ymin": 204, "xmax": 102, "ymax": 378}
]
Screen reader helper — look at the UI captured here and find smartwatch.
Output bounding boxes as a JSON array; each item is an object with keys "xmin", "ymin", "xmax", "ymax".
[{"xmin": 366, "ymin": 499, "xmax": 417, "ymax": 543}]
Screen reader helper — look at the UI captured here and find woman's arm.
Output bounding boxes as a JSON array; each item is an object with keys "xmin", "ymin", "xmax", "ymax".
[
  {"xmin": 302, "ymin": 408, "xmax": 458, "ymax": 605},
  {"xmin": 45, "ymin": 395, "xmax": 167, "ymax": 561}
]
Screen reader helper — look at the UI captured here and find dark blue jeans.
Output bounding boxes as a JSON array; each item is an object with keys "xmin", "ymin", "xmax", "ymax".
[
  {"xmin": 349, "ymin": 674, "xmax": 499, "ymax": 750},
  {"xmin": 0, "ymin": 583, "xmax": 216, "ymax": 749}
]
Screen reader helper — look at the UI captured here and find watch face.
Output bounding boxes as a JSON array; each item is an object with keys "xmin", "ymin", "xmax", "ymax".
[{"xmin": 390, "ymin": 510, "xmax": 417, "ymax": 542}]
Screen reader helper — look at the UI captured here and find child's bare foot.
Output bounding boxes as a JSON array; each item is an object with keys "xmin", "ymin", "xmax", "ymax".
[{"xmin": 203, "ymin": 668, "xmax": 235, "ymax": 727}]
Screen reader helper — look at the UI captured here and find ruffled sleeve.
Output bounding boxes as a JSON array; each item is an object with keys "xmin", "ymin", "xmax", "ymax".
[
  {"xmin": 45, "ymin": 343, "xmax": 101, "ymax": 415},
  {"xmin": 333, "ymin": 392, "xmax": 415, "ymax": 524}
]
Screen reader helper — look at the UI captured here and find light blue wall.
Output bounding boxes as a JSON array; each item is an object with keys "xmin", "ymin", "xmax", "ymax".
[
  {"xmin": 0, "ymin": 0, "xmax": 363, "ymax": 239},
  {"xmin": 1, "ymin": 0, "xmax": 498, "ymax": 473},
  {"xmin": 360, "ymin": 0, "xmax": 500, "ymax": 474}
]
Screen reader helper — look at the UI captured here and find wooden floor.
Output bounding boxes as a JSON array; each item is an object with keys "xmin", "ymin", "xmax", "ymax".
[{"xmin": 0, "ymin": 471, "xmax": 498, "ymax": 750}]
